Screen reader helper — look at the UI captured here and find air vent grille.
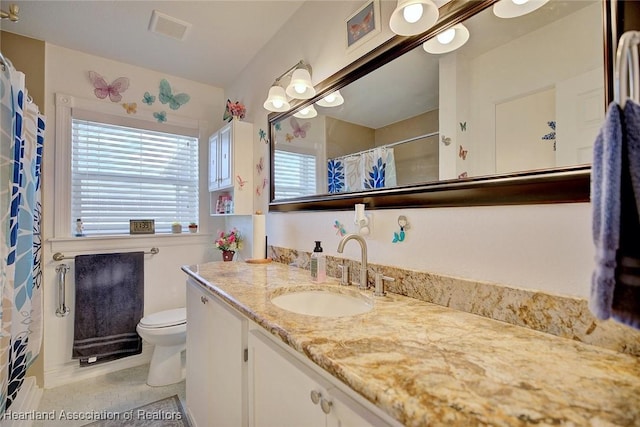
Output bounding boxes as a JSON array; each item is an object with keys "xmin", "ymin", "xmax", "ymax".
[{"xmin": 148, "ymin": 10, "xmax": 191, "ymax": 41}]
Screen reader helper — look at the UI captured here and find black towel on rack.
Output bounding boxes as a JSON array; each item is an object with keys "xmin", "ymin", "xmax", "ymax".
[{"xmin": 73, "ymin": 251, "xmax": 144, "ymax": 366}]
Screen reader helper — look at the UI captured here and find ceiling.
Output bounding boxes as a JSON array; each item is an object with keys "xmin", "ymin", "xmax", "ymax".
[{"xmin": 0, "ymin": 0, "xmax": 305, "ymax": 88}]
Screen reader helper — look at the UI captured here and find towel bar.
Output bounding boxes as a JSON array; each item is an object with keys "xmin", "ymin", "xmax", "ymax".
[
  {"xmin": 55, "ymin": 264, "xmax": 70, "ymax": 317},
  {"xmin": 52, "ymin": 247, "xmax": 159, "ymax": 261}
]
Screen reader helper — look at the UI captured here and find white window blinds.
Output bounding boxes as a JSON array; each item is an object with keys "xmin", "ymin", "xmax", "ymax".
[
  {"xmin": 273, "ymin": 150, "xmax": 317, "ymax": 199},
  {"xmin": 71, "ymin": 118, "xmax": 199, "ymax": 235}
]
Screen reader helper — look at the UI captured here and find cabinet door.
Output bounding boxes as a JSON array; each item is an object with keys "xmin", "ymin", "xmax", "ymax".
[
  {"xmin": 208, "ymin": 132, "xmax": 220, "ymax": 191},
  {"xmin": 186, "ymin": 280, "xmax": 215, "ymax": 426},
  {"xmin": 218, "ymin": 124, "xmax": 233, "ymax": 188},
  {"xmin": 248, "ymin": 330, "xmax": 326, "ymax": 427},
  {"xmin": 186, "ymin": 280, "xmax": 248, "ymax": 427}
]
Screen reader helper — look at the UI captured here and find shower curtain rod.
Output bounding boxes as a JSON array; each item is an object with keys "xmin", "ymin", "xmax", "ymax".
[
  {"xmin": 335, "ymin": 130, "xmax": 440, "ymax": 159},
  {"xmin": 52, "ymin": 247, "xmax": 160, "ymax": 261}
]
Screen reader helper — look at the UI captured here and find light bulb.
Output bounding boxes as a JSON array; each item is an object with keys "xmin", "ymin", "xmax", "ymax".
[
  {"xmin": 294, "ymin": 83, "xmax": 306, "ymax": 94},
  {"xmin": 272, "ymin": 99, "xmax": 283, "ymax": 109},
  {"xmin": 403, "ymin": 3, "xmax": 423, "ymax": 24},
  {"xmin": 436, "ymin": 28, "xmax": 456, "ymax": 45},
  {"xmin": 512, "ymin": 0, "xmax": 529, "ymax": 4},
  {"xmin": 325, "ymin": 94, "xmax": 336, "ymax": 103}
]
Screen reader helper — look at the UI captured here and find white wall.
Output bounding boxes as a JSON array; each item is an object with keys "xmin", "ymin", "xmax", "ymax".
[
  {"xmin": 42, "ymin": 44, "xmax": 227, "ymax": 387},
  {"xmin": 225, "ymin": 2, "xmax": 596, "ymax": 299}
]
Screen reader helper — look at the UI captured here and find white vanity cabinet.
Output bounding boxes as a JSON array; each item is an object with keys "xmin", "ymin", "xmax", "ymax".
[
  {"xmin": 248, "ymin": 329, "xmax": 395, "ymax": 427},
  {"xmin": 208, "ymin": 119, "xmax": 253, "ymax": 215},
  {"xmin": 186, "ymin": 279, "xmax": 248, "ymax": 427}
]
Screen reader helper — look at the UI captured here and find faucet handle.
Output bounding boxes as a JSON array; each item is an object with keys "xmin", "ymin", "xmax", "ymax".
[
  {"xmin": 374, "ymin": 272, "xmax": 394, "ymax": 297},
  {"xmin": 338, "ymin": 263, "xmax": 350, "ymax": 286}
]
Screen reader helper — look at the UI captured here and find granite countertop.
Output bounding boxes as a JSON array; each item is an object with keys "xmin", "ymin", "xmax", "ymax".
[{"xmin": 182, "ymin": 261, "xmax": 640, "ymax": 427}]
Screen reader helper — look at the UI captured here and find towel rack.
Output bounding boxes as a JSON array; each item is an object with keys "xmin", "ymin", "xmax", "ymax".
[
  {"xmin": 52, "ymin": 247, "xmax": 159, "ymax": 261},
  {"xmin": 615, "ymin": 31, "xmax": 640, "ymax": 108}
]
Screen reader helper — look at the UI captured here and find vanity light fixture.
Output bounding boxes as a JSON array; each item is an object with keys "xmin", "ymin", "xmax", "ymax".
[
  {"xmin": 493, "ymin": 0, "xmax": 549, "ymax": 19},
  {"xmin": 389, "ymin": 0, "xmax": 439, "ymax": 36},
  {"xmin": 263, "ymin": 84, "xmax": 291, "ymax": 112},
  {"xmin": 423, "ymin": 24, "xmax": 470, "ymax": 54},
  {"xmin": 293, "ymin": 105, "xmax": 318, "ymax": 119},
  {"xmin": 316, "ymin": 90, "xmax": 344, "ymax": 107},
  {"xmin": 263, "ymin": 60, "xmax": 315, "ymax": 112}
]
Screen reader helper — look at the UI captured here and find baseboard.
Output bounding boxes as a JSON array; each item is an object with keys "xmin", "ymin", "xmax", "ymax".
[
  {"xmin": 43, "ymin": 345, "xmax": 153, "ymax": 389},
  {"xmin": 3, "ymin": 377, "xmax": 43, "ymax": 427}
]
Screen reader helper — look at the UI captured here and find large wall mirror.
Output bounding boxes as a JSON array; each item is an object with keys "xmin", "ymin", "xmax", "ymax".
[{"xmin": 269, "ymin": 0, "xmax": 616, "ymax": 211}]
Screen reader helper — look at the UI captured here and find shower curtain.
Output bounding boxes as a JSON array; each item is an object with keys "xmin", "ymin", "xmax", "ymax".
[
  {"xmin": 328, "ymin": 146, "xmax": 397, "ymax": 193},
  {"xmin": 0, "ymin": 55, "xmax": 44, "ymax": 416}
]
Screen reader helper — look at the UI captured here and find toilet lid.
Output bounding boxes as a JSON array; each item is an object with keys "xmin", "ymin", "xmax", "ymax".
[{"xmin": 139, "ymin": 308, "xmax": 186, "ymax": 328}]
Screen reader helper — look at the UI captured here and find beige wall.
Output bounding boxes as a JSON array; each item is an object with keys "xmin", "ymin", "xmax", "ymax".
[
  {"xmin": 326, "ymin": 116, "xmax": 374, "ymax": 159},
  {"xmin": 1, "ymin": 31, "xmax": 45, "ymax": 112}
]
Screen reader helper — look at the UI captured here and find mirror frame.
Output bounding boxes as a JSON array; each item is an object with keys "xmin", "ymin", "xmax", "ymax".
[{"xmin": 269, "ymin": 0, "xmax": 615, "ymax": 212}]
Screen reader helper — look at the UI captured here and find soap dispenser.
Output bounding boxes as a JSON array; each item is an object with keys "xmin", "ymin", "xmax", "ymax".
[{"xmin": 311, "ymin": 241, "xmax": 326, "ymax": 283}]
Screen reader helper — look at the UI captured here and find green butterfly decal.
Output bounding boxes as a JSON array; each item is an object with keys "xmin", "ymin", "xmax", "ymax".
[
  {"xmin": 153, "ymin": 111, "xmax": 167, "ymax": 123},
  {"xmin": 142, "ymin": 91, "xmax": 156, "ymax": 105},
  {"xmin": 159, "ymin": 79, "xmax": 190, "ymax": 110},
  {"xmin": 459, "ymin": 121, "xmax": 467, "ymax": 132}
]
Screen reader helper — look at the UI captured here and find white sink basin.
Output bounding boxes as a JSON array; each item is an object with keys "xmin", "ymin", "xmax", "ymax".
[{"xmin": 271, "ymin": 289, "xmax": 373, "ymax": 317}]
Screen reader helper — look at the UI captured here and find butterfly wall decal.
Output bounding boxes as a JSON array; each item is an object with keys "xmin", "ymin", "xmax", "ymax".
[
  {"xmin": 88, "ymin": 71, "xmax": 130, "ymax": 103},
  {"xmin": 258, "ymin": 129, "xmax": 269, "ymax": 144},
  {"xmin": 255, "ymin": 185, "xmax": 262, "ymax": 197},
  {"xmin": 333, "ymin": 220, "xmax": 346, "ymax": 237},
  {"xmin": 159, "ymin": 79, "xmax": 190, "ymax": 110},
  {"xmin": 274, "ymin": 122, "xmax": 282, "ymax": 132},
  {"xmin": 153, "ymin": 111, "xmax": 167, "ymax": 123},
  {"xmin": 441, "ymin": 135, "xmax": 451, "ymax": 146},
  {"xmin": 285, "ymin": 133, "xmax": 294, "ymax": 143},
  {"xmin": 256, "ymin": 157, "xmax": 264, "ymax": 174},
  {"xmin": 290, "ymin": 117, "xmax": 311, "ymax": 139},
  {"xmin": 459, "ymin": 145, "xmax": 468, "ymax": 160},
  {"xmin": 236, "ymin": 175, "xmax": 247, "ymax": 188},
  {"xmin": 262, "ymin": 177, "xmax": 268, "ymax": 189},
  {"xmin": 458, "ymin": 172, "xmax": 468, "ymax": 179},
  {"xmin": 542, "ymin": 121, "xmax": 556, "ymax": 141},
  {"xmin": 142, "ymin": 92, "xmax": 156, "ymax": 106},
  {"xmin": 460, "ymin": 122, "xmax": 467, "ymax": 132},
  {"xmin": 122, "ymin": 103, "xmax": 137, "ymax": 114}
]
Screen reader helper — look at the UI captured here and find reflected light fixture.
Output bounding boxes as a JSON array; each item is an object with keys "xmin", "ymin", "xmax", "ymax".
[
  {"xmin": 389, "ymin": 0, "xmax": 439, "ymax": 36},
  {"xmin": 316, "ymin": 90, "xmax": 344, "ymax": 107},
  {"xmin": 423, "ymin": 24, "xmax": 470, "ymax": 54},
  {"xmin": 493, "ymin": 0, "xmax": 549, "ymax": 18},
  {"xmin": 293, "ymin": 105, "xmax": 318, "ymax": 119},
  {"xmin": 263, "ymin": 60, "xmax": 315, "ymax": 112}
]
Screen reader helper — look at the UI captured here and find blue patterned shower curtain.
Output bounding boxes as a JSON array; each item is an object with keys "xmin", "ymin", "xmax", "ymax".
[
  {"xmin": 328, "ymin": 146, "xmax": 397, "ymax": 193},
  {"xmin": 0, "ymin": 56, "xmax": 44, "ymax": 416}
]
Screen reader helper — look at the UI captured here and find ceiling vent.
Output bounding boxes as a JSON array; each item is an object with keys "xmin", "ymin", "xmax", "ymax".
[{"xmin": 148, "ymin": 10, "xmax": 191, "ymax": 41}]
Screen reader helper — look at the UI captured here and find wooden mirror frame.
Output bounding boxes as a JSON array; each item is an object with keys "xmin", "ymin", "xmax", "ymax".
[{"xmin": 269, "ymin": 0, "xmax": 617, "ymax": 212}]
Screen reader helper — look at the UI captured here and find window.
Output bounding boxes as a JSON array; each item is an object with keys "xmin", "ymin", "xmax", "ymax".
[
  {"xmin": 71, "ymin": 118, "xmax": 198, "ymax": 235},
  {"xmin": 273, "ymin": 150, "xmax": 317, "ymax": 199}
]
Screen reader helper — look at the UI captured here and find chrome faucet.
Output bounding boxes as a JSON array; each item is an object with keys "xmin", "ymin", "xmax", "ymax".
[{"xmin": 337, "ymin": 234, "xmax": 368, "ymax": 290}]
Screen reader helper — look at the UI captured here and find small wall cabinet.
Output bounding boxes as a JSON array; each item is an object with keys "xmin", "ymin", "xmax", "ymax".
[{"xmin": 209, "ymin": 119, "xmax": 254, "ymax": 215}]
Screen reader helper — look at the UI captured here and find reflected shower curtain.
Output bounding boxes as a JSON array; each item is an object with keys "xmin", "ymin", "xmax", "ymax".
[
  {"xmin": 0, "ymin": 57, "xmax": 44, "ymax": 415},
  {"xmin": 328, "ymin": 146, "xmax": 397, "ymax": 193}
]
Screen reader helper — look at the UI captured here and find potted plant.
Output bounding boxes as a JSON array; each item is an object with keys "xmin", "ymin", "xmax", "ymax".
[
  {"xmin": 171, "ymin": 222, "xmax": 182, "ymax": 233},
  {"xmin": 215, "ymin": 228, "xmax": 242, "ymax": 261},
  {"xmin": 188, "ymin": 222, "xmax": 198, "ymax": 233}
]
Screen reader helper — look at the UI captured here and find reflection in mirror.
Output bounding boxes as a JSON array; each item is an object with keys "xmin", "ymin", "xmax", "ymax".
[{"xmin": 272, "ymin": 0, "xmax": 603, "ymax": 202}]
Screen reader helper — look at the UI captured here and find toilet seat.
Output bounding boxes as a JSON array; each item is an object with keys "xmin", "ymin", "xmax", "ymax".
[{"xmin": 139, "ymin": 308, "xmax": 186, "ymax": 328}]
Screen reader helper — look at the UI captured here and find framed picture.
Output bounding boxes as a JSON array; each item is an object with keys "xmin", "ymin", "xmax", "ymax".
[{"xmin": 346, "ymin": 0, "xmax": 381, "ymax": 52}]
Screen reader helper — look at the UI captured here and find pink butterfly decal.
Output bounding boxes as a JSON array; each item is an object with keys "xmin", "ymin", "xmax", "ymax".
[
  {"xmin": 262, "ymin": 178, "xmax": 268, "ymax": 189},
  {"xmin": 256, "ymin": 185, "xmax": 262, "ymax": 197},
  {"xmin": 459, "ymin": 145, "xmax": 468, "ymax": 160},
  {"xmin": 236, "ymin": 175, "xmax": 247, "ymax": 188},
  {"xmin": 88, "ymin": 71, "xmax": 130, "ymax": 103},
  {"xmin": 349, "ymin": 10, "xmax": 373, "ymax": 38},
  {"xmin": 290, "ymin": 117, "xmax": 311, "ymax": 139},
  {"xmin": 256, "ymin": 157, "xmax": 264, "ymax": 174}
]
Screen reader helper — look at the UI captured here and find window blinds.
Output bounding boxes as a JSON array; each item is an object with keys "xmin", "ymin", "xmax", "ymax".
[
  {"xmin": 71, "ymin": 118, "xmax": 199, "ymax": 235},
  {"xmin": 273, "ymin": 150, "xmax": 317, "ymax": 199}
]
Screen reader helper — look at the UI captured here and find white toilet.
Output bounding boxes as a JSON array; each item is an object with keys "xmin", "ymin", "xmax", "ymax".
[{"xmin": 136, "ymin": 307, "xmax": 187, "ymax": 387}]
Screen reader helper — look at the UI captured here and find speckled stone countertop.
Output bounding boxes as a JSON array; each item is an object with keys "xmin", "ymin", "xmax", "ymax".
[{"xmin": 182, "ymin": 261, "xmax": 640, "ymax": 427}]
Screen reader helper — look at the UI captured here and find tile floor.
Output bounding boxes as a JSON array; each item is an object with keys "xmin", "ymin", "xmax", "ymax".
[{"xmin": 33, "ymin": 364, "xmax": 186, "ymax": 427}]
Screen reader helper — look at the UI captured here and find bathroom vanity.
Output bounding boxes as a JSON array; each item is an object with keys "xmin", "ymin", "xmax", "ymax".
[{"xmin": 182, "ymin": 261, "xmax": 640, "ymax": 426}]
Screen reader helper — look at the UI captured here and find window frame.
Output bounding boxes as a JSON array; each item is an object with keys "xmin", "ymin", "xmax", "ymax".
[{"xmin": 54, "ymin": 93, "xmax": 203, "ymax": 238}]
